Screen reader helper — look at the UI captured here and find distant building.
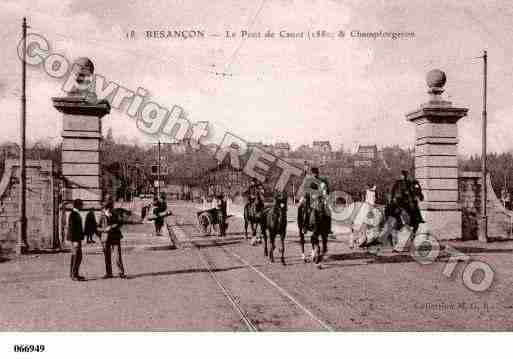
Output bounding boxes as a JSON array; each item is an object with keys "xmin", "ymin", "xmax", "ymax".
[
  {"xmin": 321, "ymin": 159, "xmax": 354, "ymax": 178},
  {"xmin": 356, "ymin": 144, "xmax": 378, "ymax": 160},
  {"xmin": 312, "ymin": 141, "xmax": 332, "ymax": 153},
  {"xmin": 354, "ymin": 144, "xmax": 378, "ymax": 167},
  {"xmin": 274, "ymin": 142, "xmax": 291, "ymax": 157}
]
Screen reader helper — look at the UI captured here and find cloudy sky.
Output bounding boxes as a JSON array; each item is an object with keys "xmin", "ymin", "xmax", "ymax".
[{"xmin": 1, "ymin": 0, "xmax": 513, "ymax": 155}]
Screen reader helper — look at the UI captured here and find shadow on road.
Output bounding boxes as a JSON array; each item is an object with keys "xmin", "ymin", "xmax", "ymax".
[
  {"xmin": 27, "ymin": 248, "xmax": 71, "ymax": 255},
  {"xmin": 450, "ymin": 246, "xmax": 513, "ymax": 255},
  {"xmin": 194, "ymin": 240, "xmax": 242, "ymax": 248},
  {"xmin": 323, "ymin": 250, "xmax": 416, "ymax": 266},
  {"xmin": 126, "ymin": 265, "xmax": 246, "ymax": 279}
]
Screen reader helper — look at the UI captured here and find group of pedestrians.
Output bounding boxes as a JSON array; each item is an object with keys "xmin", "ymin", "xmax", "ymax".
[{"xmin": 67, "ymin": 196, "xmax": 126, "ymax": 282}]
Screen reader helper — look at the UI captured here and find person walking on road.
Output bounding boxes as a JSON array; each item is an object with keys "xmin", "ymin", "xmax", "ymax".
[
  {"xmin": 84, "ymin": 209, "xmax": 98, "ymax": 244},
  {"xmin": 67, "ymin": 198, "xmax": 86, "ymax": 281},
  {"xmin": 99, "ymin": 198, "xmax": 126, "ymax": 279},
  {"xmin": 153, "ymin": 192, "xmax": 168, "ymax": 236},
  {"xmin": 215, "ymin": 194, "xmax": 227, "ymax": 237}
]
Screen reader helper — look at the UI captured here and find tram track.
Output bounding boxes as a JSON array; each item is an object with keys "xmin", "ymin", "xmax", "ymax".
[
  {"xmin": 193, "ymin": 242, "xmax": 258, "ymax": 331},
  {"xmin": 167, "ymin": 211, "xmax": 334, "ymax": 332}
]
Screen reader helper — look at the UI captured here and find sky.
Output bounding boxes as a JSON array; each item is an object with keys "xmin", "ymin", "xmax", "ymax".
[{"xmin": 1, "ymin": 0, "xmax": 513, "ymax": 155}]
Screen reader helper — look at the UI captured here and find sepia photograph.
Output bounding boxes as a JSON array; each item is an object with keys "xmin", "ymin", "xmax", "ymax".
[{"xmin": 0, "ymin": 0, "xmax": 513, "ymax": 357}]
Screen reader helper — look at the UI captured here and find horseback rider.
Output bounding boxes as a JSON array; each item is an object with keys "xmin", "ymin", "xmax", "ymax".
[
  {"xmin": 311, "ymin": 167, "xmax": 329, "ymax": 197},
  {"xmin": 299, "ymin": 167, "xmax": 331, "ymax": 264},
  {"xmin": 245, "ymin": 177, "xmax": 265, "ymax": 205},
  {"xmin": 243, "ymin": 177, "xmax": 265, "ymax": 242},
  {"xmin": 390, "ymin": 170, "xmax": 424, "ymax": 234}
]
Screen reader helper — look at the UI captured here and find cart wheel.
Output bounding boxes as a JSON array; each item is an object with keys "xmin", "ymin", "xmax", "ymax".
[{"xmin": 198, "ymin": 212, "xmax": 212, "ymax": 235}]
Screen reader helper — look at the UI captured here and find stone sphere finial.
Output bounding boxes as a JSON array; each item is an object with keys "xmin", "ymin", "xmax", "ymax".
[{"xmin": 426, "ymin": 69, "xmax": 446, "ymax": 95}]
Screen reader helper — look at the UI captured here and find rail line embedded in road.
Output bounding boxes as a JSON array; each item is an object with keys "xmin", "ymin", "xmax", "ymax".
[{"xmin": 168, "ymin": 214, "xmax": 334, "ymax": 331}]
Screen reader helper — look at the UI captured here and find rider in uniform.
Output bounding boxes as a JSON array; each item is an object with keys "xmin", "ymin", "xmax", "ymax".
[
  {"xmin": 390, "ymin": 170, "xmax": 424, "ymax": 234},
  {"xmin": 245, "ymin": 177, "xmax": 265, "ymax": 206},
  {"xmin": 309, "ymin": 167, "xmax": 331, "ymax": 262},
  {"xmin": 311, "ymin": 166, "xmax": 332, "ymax": 233}
]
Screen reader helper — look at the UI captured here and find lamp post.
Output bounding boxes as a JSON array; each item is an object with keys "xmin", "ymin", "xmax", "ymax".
[
  {"xmin": 479, "ymin": 50, "xmax": 488, "ymax": 242},
  {"xmin": 17, "ymin": 17, "xmax": 28, "ymax": 255}
]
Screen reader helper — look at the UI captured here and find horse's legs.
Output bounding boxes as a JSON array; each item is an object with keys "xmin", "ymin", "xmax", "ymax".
[
  {"xmin": 262, "ymin": 224, "xmax": 268, "ymax": 257},
  {"xmin": 244, "ymin": 216, "xmax": 248, "ymax": 240},
  {"xmin": 269, "ymin": 231, "xmax": 276, "ymax": 263},
  {"xmin": 299, "ymin": 226, "xmax": 305, "ymax": 253},
  {"xmin": 310, "ymin": 232, "xmax": 320, "ymax": 264},
  {"xmin": 319, "ymin": 231, "xmax": 328, "ymax": 262},
  {"xmin": 279, "ymin": 232, "xmax": 286, "ymax": 265},
  {"xmin": 299, "ymin": 228, "xmax": 308, "ymax": 262},
  {"xmin": 252, "ymin": 221, "xmax": 258, "ymax": 239}
]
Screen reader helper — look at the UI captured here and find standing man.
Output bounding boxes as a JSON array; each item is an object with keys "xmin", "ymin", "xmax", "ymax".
[
  {"xmin": 153, "ymin": 192, "xmax": 168, "ymax": 236},
  {"xmin": 99, "ymin": 198, "xmax": 126, "ymax": 279},
  {"xmin": 67, "ymin": 199, "xmax": 86, "ymax": 281},
  {"xmin": 215, "ymin": 193, "xmax": 227, "ymax": 237}
]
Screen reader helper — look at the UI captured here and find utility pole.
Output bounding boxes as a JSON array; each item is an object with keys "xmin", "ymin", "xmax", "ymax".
[
  {"xmin": 17, "ymin": 17, "xmax": 28, "ymax": 255},
  {"xmin": 157, "ymin": 139, "xmax": 161, "ymax": 197},
  {"xmin": 479, "ymin": 50, "xmax": 488, "ymax": 242}
]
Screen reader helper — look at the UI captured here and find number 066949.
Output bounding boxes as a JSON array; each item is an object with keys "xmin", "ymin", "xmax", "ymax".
[{"xmin": 13, "ymin": 344, "xmax": 45, "ymax": 353}]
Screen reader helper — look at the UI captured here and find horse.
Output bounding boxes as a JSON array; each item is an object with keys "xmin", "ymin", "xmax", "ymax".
[
  {"xmin": 298, "ymin": 192, "xmax": 313, "ymax": 262},
  {"xmin": 309, "ymin": 194, "xmax": 331, "ymax": 264},
  {"xmin": 243, "ymin": 194, "xmax": 265, "ymax": 245},
  {"xmin": 261, "ymin": 192, "xmax": 288, "ymax": 265}
]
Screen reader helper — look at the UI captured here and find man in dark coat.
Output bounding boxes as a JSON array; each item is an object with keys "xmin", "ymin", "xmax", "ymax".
[
  {"xmin": 99, "ymin": 198, "xmax": 126, "ymax": 279},
  {"xmin": 67, "ymin": 198, "xmax": 86, "ymax": 281},
  {"xmin": 215, "ymin": 194, "xmax": 227, "ymax": 237},
  {"xmin": 153, "ymin": 192, "xmax": 168, "ymax": 236}
]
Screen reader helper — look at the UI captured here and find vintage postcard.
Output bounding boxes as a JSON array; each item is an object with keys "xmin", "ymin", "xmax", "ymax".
[{"xmin": 0, "ymin": 0, "xmax": 512, "ymax": 357}]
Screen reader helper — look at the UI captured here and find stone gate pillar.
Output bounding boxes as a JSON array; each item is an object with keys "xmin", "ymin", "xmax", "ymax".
[
  {"xmin": 52, "ymin": 57, "xmax": 110, "ymax": 212},
  {"xmin": 406, "ymin": 70, "xmax": 468, "ymax": 240}
]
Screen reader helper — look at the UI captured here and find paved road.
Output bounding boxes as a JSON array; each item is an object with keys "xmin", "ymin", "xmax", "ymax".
[{"xmin": 1, "ymin": 200, "xmax": 513, "ymax": 331}]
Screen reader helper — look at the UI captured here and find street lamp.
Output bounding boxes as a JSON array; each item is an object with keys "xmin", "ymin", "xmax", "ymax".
[{"xmin": 17, "ymin": 17, "xmax": 28, "ymax": 255}]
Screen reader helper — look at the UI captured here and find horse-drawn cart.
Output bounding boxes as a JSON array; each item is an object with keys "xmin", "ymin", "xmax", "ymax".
[{"xmin": 196, "ymin": 207, "xmax": 233, "ymax": 235}]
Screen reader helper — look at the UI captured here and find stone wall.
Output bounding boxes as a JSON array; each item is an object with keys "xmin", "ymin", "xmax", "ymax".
[
  {"xmin": 0, "ymin": 160, "xmax": 58, "ymax": 252},
  {"xmin": 459, "ymin": 171, "xmax": 513, "ymax": 240}
]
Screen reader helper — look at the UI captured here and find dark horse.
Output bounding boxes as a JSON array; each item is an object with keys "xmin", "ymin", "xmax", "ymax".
[
  {"xmin": 244, "ymin": 194, "xmax": 265, "ymax": 244},
  {"xmin": 261, "ymin": 192, "xmax": 288, "ymax": 265},
  {"xmin": 298, "ymin": 192, "xmax": 313, "ymax": 262},
  {"xmin": 309, "ymin": 194, "xmax": 331, "ymax": 264}
]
